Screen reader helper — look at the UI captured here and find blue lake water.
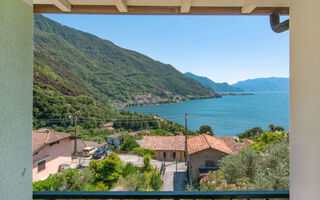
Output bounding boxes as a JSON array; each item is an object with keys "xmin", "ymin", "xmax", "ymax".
[{"xmin": 126, "ymin": 92, "xmax": 289, "ymax": 136}]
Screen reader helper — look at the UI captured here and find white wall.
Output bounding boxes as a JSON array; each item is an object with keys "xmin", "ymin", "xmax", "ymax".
[
  {"xmin": 290, "ymin": 0, "xmax": 320, "ymax": 199},
  {"xmin": 0, "ymin": 0, "xmax": 33, "ymax": 199}
]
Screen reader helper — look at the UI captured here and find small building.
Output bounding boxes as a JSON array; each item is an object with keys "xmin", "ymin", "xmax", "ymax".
[
  {"xmin": 141, "ymin": 136, "xmax": 186, "ymax": 162},
  {"xmin": 32, "ymin": 129, "xmax": 76, "ymax": 182},
  {"xmin": 187, "ymin": 134, "xmax": 232, "ymax": 181},
  {"xmin": 106, "ymin": 133, "xmax": 121, "ymax": 148},
  {"xmin": 187, "ymin": 134, "xmax": 252, "ymax": 181}
]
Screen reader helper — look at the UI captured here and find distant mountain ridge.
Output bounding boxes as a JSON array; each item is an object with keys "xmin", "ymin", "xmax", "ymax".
[
  {"xmin": 184, "ymin": 72, "xmax": 243, "ymax": 93},
  {"xmin": 232, "ymin": 77, "xmax": 289, "ymax": 92}
]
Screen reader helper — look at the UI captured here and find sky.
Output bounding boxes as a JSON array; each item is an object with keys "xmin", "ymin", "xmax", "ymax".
[{"xmin": 44, "ymin": 14, "xmax": 289, "ymax": 84}]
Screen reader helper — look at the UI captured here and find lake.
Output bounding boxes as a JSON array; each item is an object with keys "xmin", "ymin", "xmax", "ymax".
[{"xmin": 126, "ymin": 92, "xmax": 289, "ymax": 136}]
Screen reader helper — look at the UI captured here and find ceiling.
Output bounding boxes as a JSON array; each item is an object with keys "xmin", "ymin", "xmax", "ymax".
[{"xmin": 33, "ymin": 0, "xmax": 289, "ymax": 15}]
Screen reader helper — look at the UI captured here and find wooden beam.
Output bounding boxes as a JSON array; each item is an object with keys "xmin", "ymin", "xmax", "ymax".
[
  {"xmin": 242, "ymin": 0, "xmax": 257, "ymax": 14},
  {"xmin": 115, "ymin": 0, "xmax": 128, "ymax": 12},
  {"xmin": 33, "ymin": 5, "xmax": 289, "ymax": 15},
  {"xmin": 181, "ymin": 0, "xmax": 192, "ymax": 13},
  {"xmin": 51, "ymin": 0, "xmax": 71, "ymax": 12}
]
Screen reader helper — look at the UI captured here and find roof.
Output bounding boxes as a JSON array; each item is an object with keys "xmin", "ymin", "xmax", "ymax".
[
  {"xmin": 72, "ymin": 140, "xmax": 106, "ymax": 152},
  {"xmin": 102, "ymin": 122, "xmax": 114, "ymax": 127},
  {"xmin": 106, "ymin": 133, "xmax": 121, "ymax": 139},
  {"xmin": 187, "ymin": 134, "xmax": 233, "ymax": 155},
  {"xmin": 32, "ymin": 128, "xmax": 72, "ymax": 153},
  {"xmin": 33, "ymin": 0, "xmax": 289, "ymax": 15},
  {"xmin": 141, "ymin": 136, "xmax": 186, "ymax": 151},
  {"xmin": 216, "ymin": 136, "xmax": 253, "ymax": 153},
  {"xmin": 128, "ymin": 132, "xmax": 138, "ymax": 136}
]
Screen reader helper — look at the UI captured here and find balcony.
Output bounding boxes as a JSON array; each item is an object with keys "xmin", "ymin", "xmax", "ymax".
[{"xmin": 33, "ymin": 191, "xmax": 289, "ymax": 199}]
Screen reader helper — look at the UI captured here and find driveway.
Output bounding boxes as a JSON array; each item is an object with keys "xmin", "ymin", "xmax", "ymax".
[{"xmin": 118, "ymin": 154, "xmax": 187, "ymax": 191}]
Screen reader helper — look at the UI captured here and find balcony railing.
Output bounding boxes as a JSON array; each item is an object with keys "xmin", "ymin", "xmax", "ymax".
[{"xmin": 33, "ymin": 191, "xmax": 289, "ymax": 199}]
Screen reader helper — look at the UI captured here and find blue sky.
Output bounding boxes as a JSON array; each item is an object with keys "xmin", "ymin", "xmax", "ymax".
[{"xmin": 44, "ymin": 14, "xmax": 289, "ymax": 84}]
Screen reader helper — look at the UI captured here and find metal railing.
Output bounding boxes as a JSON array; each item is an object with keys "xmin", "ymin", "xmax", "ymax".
[{"xmin": 33, "ymin": 191, "xmax": 289, "ymax": 199}]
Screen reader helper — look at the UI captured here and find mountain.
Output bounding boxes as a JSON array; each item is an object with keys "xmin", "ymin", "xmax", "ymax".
[
  {"xmin": 184, "ymin": 72, "xmax": 243, "ymax": 93},
  {"xmin": 232, "ymin": 77, "xmax": 289, "ymax": 92},
  {"xmin": 33, "ymin": 14, "xmax": 216, "ymax": 106}
]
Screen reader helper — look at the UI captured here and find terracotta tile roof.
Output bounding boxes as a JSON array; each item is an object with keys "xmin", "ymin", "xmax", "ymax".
[
  {"xmin": 32, "ymin": 129, "xmax": 72, "ymax": 153},
  {"xmin": 141, "ymin": 136, "xmax": 185, "ymax": 151},
  {"xmin": 216, "ymin": 136, "xmax": 253, "ymax": 153},
  {"xmin": 103, "ymin": 122, "xmax": 114, "ymax": 127},
  {"xmin": 187, "ymin": 134, "xmax": 233, "ymax": 155}
]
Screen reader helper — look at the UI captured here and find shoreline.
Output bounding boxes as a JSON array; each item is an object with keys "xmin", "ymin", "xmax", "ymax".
[
  {"xmin": 115, "ymin": 94, "xmax": 221, "ymax": 109},
  {"xmin": 217, "ymin": 93, "xmax": 255, "ymax": 96}
]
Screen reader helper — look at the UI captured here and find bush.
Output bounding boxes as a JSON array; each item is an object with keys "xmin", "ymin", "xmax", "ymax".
[
  {"xmin": 219, "ymin": 148, "xmax": 259, "ymax": 183},
  {"xmin": 121, "ymin": 162, "xmax": 140, "ymax": 177},
  {"xmin": 141, "ymin": 155, "xmax": 153, "ymax": 172},
  {"xmin": 89, "ymin": 152, "xmax": 122, "ymax": 187},
  {"xmin": 131, "ymin": 147, "xmax": 156, "ymax": 158},
  {"xmin": 199, "ymin": 171, "xmax": 248, "ymax": 191},
  {"xmin": 251, "ymin": 131, "xmax": 287, "ymax": 152},
  {"xmin": 33, "ymin": 168, "xmax": 94, "ymax": 191},
  {"xmin": 149, "ymin": 169, "xmax": 163, "ymax": 190},
  {"xmin": 119, "ymin": 135, "xmax": 139, "ymax": 151},
  {"xmin": 218, "ymin": 135, "xmax": 289, "ymax": 190},
  {"xmin": 253, "ymin": 139, "xmax": 289, "ymax": 190}
]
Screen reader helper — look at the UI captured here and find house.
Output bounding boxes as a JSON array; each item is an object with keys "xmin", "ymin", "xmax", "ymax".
[
  {"xmin": 102, "ymin": 122, "xmax": 115, "ymax": 131},
  {"xmin": 32, "ymin": 129, "xmax": 76, "ymax": 182},
  {"xmin": 187, "ymin": 134, "xmax": 233, "ymax": 181},
  {"xmin": 141, "ymin": 136, "xmax": 186, "ymax": 162},
  {"xmin": 106, "ymin": 133, "xmax": 121, "ymax": 148}
]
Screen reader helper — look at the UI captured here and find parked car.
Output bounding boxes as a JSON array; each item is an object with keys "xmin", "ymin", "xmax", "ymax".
[
  {"xmin": 82, "ymin": 147, "xmax": 97, "ymax": 157},
  {"xmin": 92, "ymin": 148, "xmax": 106, "ymax": 159}
]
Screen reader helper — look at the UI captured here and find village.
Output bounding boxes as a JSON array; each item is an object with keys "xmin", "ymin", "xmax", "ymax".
[{"xmin": 32, "ymin": 121, "xmax": 252, "ymax": 191}]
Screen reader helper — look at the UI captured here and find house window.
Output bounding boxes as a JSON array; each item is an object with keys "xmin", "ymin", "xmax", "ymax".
[
  {"xmin": 205, "ymin": 160, "xmax": 217, "ymax": 167},
  {"xmin": 173, "ymin": 152, "xmax": 176, "ymax": 159},
  {"xmin": 37, "ymin": 160, "xmax": 46, "ymax": 172},
  {"xmin": 163, "ymin": 152, "xmax": 166, "ymax": 160}
]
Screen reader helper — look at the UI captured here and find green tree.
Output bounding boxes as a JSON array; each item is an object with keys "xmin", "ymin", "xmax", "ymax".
[
  {"xmin": 89, "ymin": 152, "xmax": 122, "ymax": 187},
  {"xmin": 200, "ymin": 125, "xmax": 214, "ymax": 135},
  {"xmin": 237, "ymin": 127, "xmax": 264, "ymax": 139},
  {"xmin": 119, "ymin": 135, "xmax": 139, "ymax": 151},
  {"xmin": 269, "ymin": 124, "xmax": 285, "ymax": 132},
  {"xmin": 141, "ymin": 155, "xmax": 153, "ymax": 172}
]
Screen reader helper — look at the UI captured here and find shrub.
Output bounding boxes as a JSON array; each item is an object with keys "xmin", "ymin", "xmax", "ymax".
[
  {"xmin": 33, "ymin": 168, "xmax": 94, "ymax": 191},
  {"xmin": 251, "ymin": 131, "xmax": 287, "ymax": 152},
  {"xmin": 218, "ymin": 135, "xmax": 289, "ymax": 191},
  {"xmin": 141, "ymin": 155, "xmax": 153, "ymax": 172},
  {"xmin": 199, "ymin": 171, "xmax": 248, "ymax": 191},
  {"xmin": 119, "ymin": 135, "xmax": 139, "ymax": 151},
  {"xmin": 131, "ymin": 147, "xmax": 156, "ymax": 158},
  {"xmin": 121, "ymin": 162, "xmax": 140, "ymax": 177},
  {"xmin": 253, "ymin": 139, "xmax": 289, "ymax": 190},
  {"xmin": 219, "ymin": 148, "xmax": 259, "ymax": 183},
  {"xmin": 149, "ymin": 169, "xmax": 163, "ymax": 191},
  {"xmin": 89, "ymin": 152, "xmax": 122, "ymax": 187}
]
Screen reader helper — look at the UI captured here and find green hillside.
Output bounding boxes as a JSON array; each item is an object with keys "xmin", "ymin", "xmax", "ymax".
[
  {"xmin": 34, "ymin": 14, "xmax": 216, "ymax": 105},
  {"xmin": 33, "ymin": 14, "xmax": 209, "ymax": 137}
]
